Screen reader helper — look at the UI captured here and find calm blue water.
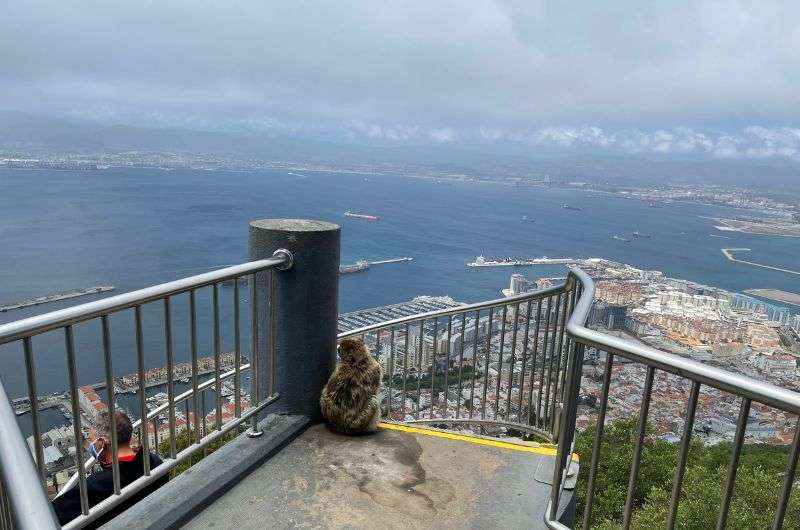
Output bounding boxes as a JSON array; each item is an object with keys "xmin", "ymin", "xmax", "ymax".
[{"xmin": 2, "ymin": 167, "xmax": 799, "ymax": 430}]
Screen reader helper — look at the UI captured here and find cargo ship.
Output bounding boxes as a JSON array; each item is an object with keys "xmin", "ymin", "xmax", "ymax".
[
  {"xmin": 562, "ymin": 203, "xmax": 582, "ymax": 211},
  {"xmin": 344, "ymin": 211, "xmax": 380, "ymax": 221},
  {"xmin": 467, "ymin": 256, "xmax": 535, "ymax": 267},
  {"xmin": 339, "ymin": 260, "xmax": 370, "ymax": 274},
  {"xmin": 612, "ymin": 235, "xmax": 632, "ymax": 243}
]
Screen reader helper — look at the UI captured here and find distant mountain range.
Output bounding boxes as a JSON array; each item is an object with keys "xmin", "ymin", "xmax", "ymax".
[{"xmin": 1, "ymin": 112, "xmax": 798, "ymax": 194}]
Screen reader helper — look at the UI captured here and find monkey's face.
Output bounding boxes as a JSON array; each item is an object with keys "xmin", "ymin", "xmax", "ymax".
[{"xmin": 338, "ymin": 338, "xmax": 369, "ymax": 364}]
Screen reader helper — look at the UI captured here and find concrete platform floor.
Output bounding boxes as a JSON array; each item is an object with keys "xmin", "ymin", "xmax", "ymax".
[{"xmin": 185, "ymin": 422, "xmax": 557, "ymax": 529}]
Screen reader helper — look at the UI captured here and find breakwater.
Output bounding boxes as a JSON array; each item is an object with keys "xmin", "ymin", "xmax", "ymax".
[
  {"xmin": 720, "ymin": 248, "xmax": 800, "ymax": 276},
  {"xmin": 0, "ymin": 285, "xmax": 115, "ymax": 312}
]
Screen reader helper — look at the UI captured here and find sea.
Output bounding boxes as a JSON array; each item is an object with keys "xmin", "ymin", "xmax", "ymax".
[{"xmin": 2, "ymin": 167, "xmax": 799, "ymax": 435}]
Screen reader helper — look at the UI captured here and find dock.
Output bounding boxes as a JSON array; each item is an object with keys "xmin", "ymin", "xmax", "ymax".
[
  {"xmin": 11, "ymin": 395, "xmax": 70, "ymax": 417},
  {"xmin": 468, "ymin": 256, "xmax": 574, "ymax": 267},
  {"xmin": 339, "ymin": 257, "xmax": 414, "ymax": 275},
  {"xmin": 529, "ymin": 258, "xmax": 573, "ymax": 264},
  {"xmin": 0, "ymin": 285, "xmax": 115, "ymax": 312},
  {"xmin": 368, "ymin": 257, "xmax": 414, "ymax": 265}
]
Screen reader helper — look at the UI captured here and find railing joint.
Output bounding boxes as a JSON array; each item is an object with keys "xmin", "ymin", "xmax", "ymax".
[{"xmin": 272, "ymin": 248, "xmax": 294, "ymax": 270}]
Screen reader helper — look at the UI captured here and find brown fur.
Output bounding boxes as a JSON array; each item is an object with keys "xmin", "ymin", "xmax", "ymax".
[{"xmin": 320, "ymin": 338, "xmax": 382, "ymax": 434}]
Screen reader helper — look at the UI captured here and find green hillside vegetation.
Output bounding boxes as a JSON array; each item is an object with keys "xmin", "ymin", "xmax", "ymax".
[
  {"xmin": 575, "ymin": 419, "xmax": 800, "ymax": 529},
  {"xmin": 156, "ymin": 428, "xmax": 238, "ymax": 477}
]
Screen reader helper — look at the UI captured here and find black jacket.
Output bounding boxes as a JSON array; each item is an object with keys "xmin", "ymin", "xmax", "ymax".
[{"xmin": 52, "ymin": 450, "xmax": 167, "ymax": 527}]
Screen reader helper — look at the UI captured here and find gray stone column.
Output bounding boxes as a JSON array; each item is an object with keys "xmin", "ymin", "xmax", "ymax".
[{"xmin": 248, "ymin": 219, "xmax": 340, "ymax": 421}]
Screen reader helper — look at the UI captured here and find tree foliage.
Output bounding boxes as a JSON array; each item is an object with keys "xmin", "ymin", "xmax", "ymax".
[
  {"xmin": 156, "ymin": 427, "xmax": 238, "ymax": 477},
  {"xmin": 385, "ymin": 364, "xmax": 481, "ymax": 392},
  {"xmin": 574, "ymin": 419, "xmax": 800, "ymax": 529}
]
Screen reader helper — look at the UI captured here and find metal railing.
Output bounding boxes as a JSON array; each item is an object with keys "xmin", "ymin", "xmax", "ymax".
[
  {"xmin": 0, "ymin": 250, "xmax": 291, "ymax": 529},
  {"xmin": 545, "ymin": 267, "xmax": 800, "ymax": 530},
  {"xmin": 339, "ymin": 267, "xmax": 800, "ymax": 529},
  {"xmin": 338, "ymin": 275, "xmax": 582, "ymax": 442},
  {"xmin": 6, "ymin": 254, "xmax": 799, "ymax": 530}
]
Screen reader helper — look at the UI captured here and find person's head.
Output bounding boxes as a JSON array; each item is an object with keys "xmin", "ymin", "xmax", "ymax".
[{"xmin": 88, "ymin": 410, "xmax": 133, "ymax": 466}]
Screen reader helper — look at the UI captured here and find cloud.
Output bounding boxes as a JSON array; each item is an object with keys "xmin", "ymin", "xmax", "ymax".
[
  {"xmin": 343, "ymin": 121, "xmax": 421, "ymax": 141},
  {"xmin": 479, "ymin": 128, "xmax": 504, "ymax": 141},
  {"xmin": 522, "ymin": 125, "xmax": 800, "ymax": 160},
  {"xmin": 0, "ymin": 0, "xmax": 798, "ymax": 138},
  {"xmin": 428, "ymin": 128, "xmax": 455, "ymax": 143}
]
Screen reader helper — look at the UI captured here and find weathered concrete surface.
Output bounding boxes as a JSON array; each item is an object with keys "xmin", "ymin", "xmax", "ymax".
[{"xmin": 184, "ymin": 424, "xmax": 553, "ymax": 529}]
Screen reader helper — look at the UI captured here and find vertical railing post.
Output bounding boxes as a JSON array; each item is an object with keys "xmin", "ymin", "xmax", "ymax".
[
  {"xmin": 249, "ymin": 219, "xmax": 340, "ymax": 421},
  {"xmin": 549, "ymin": 339, "xmax": 585, "ymax": 522}
]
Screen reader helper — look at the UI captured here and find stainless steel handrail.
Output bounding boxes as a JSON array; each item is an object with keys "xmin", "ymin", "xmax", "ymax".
[
  {"xmin": 10, "ymin": 254, "xmax": 796, "ymax": 529},
  {"xmin": 0, "ymin": 254, "xmax": 291, "ymax": 529},
  {"xmin": 0, "ymin": 256, "xmax": 289, "ymax": 345},
  {"xmin": 565, "ymin": 267, "xmax": 800, "ymax": 414},
  {"xmin": 337, "ymin": 279, "xmax": 578, "ymax": 441},
  {"xmin": 545, "ymin": 267, "xmax": 800, "ymax": 530}
]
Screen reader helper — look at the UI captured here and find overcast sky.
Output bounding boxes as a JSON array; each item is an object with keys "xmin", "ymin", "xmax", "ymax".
[{"xmin": 3, "ymin": 1, "xmax": 800, "ymax": 158}]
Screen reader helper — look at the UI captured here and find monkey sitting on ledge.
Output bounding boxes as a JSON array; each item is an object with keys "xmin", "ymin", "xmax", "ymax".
[{"xmin": 320, "ymin": 338, "xmax": 382, "ymax": 434}]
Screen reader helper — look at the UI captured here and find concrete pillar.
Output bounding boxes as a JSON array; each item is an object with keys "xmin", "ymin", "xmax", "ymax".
[{"xmin": 249, "ymin": 219, "xmax": 340, "ymax": 421}]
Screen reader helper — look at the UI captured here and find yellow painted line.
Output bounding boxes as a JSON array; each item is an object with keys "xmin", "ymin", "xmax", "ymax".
[{"xmin": 379, "ymin": 422, "xmax": 578, "ymax": 461}]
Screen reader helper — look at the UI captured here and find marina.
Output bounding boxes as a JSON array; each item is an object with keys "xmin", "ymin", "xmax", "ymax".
[
  {"xmin": 338, "ymin": 296, "xmax": 464, "ymax": 332},
  {"xmin": 11, "ymin": 352, "xmax": 240, "ymax": 417},
  {"xmin": 11, "ymin": 394, "xmax": 71, "ymax": 417},
  {"xmin": 0, "ymin": 285, "xmax": 114, "ymax": 312}
]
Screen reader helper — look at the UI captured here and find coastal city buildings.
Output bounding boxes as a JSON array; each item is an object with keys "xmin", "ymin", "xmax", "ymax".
[
  {"xmin": 509, "ymin": 259, "xmax": 799, "ymax": 444},
  {"xmin": 347, "ymin": 258, "xmax": 798, "ymax": 447}
]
